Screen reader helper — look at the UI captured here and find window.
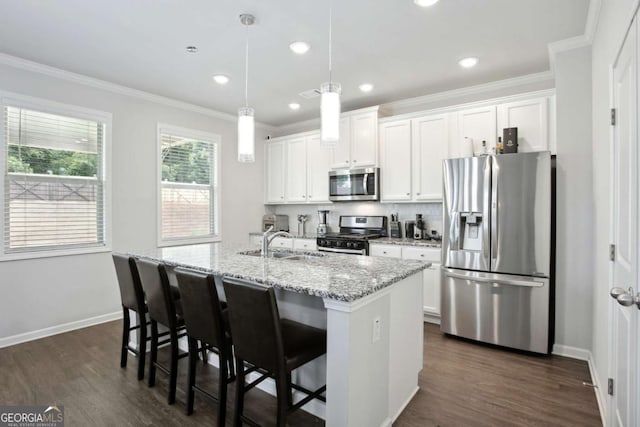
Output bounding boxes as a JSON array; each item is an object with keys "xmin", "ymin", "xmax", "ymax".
[
  {"xmin": 158, "ymin": 124, "xmax": 219, "ymax": 246},
  {"xmin": 1, "ymin": 96, "xmax": 110, "ymax": 258}
]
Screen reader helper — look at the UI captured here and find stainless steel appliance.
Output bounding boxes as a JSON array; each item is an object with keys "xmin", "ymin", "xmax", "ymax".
[
  {"xmin": 297, "ymin": 214, "xmax": 308, "ymax": 236},
  {"xmin": 317, "ymin": 210, "xmax": 330, "ymax": 237},
  {"xmin": 405, "ymin": 221, "xmax": 415, "ymax": 239},
  {"xmin": 414, "ymin": 214, "xmax": 424, "ymax": 240},
  {"xmin": 317, "ymin": 215, "xmax": 387, "ymax": 255},
  {"xmin": 329, "ymin": 168, "xmax": 379, "ymax": 202},
  {"xmin": 390, "ymin": 213, "xmax": 402, "ymax": 238},
  {"xmin": 262, "ymin": 214, "xmax": 289, "ymax": 232},
  {"xmin": 441, "ymin": 151, "xmax": 553, "ymax": 354}
]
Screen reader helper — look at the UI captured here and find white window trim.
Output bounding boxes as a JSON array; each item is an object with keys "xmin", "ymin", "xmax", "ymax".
[
  {"xmin": 157, "ymin": 123, "xmax": 221, "ymax": 248},
  {"xmin": 0, "ymin": 90, "xmax": 112, "ymax": 261}
]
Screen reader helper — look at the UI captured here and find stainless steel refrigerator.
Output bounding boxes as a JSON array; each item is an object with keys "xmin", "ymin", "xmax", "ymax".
[{"xmin": 441, "ymin": 151, "xmax": 553, "ymax": 354}]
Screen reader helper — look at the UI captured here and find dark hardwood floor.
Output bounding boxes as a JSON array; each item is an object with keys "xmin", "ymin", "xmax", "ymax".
[{"xmin": 0, "ymin": 321, "xmax": 601, "ymax": 426}]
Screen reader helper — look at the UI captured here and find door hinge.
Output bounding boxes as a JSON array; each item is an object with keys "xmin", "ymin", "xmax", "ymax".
[
  {"xmin": 610, "ymin": 244, "xmax": 616, "ymax": 261},
  {"xmin": 608, "ymin": 378, "xmax": 614, "ymax": 395},
  {"xmin": 611, "ymin": 108, "xmax": 616, "ymax": 126}
]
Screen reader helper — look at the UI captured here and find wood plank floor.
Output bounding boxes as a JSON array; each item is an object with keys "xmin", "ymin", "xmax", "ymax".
[{"xmin": 0, "ymin": 321, "xmax": 601, "ymax": 426}]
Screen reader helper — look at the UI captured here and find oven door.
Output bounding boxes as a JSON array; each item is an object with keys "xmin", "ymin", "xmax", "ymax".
[{"xmin": 329, "ymin": 168, "xmax": 379, "ymax": 201}]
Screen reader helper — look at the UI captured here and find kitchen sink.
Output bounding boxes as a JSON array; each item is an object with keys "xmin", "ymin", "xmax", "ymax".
[{"xmin": 238, "ymin": 249, "xmax": 325, "ymax": 261}]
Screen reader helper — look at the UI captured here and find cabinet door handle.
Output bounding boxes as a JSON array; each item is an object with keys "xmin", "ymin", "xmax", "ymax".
[
  {"xmin": 309, "ymin": 195, "xmax": 312, "ymax": 198},
  {"xmin": 280, "ymin": 196, "xmax": 284, "ymax": 199},
  {"xmin": 420, "ymin": 254, "xmax": 425, "ymax": 257},
  {"xmin": 383, "ymin": 251, "xmax": 387, "ymax": 254},
  {"xmin": 345, "ymin": 160, "xmax": 349, "ymax": 164},
  {"xmin": 406, "ymin": 193, "xmax": 410, "ymax": 196},
  {"xmin": 416, "ymin": 192, "xmax": 421, "ymax": 195},
  {"xmin": 353, "ymin": 160, "xmax": 357, "ymax": 163}
]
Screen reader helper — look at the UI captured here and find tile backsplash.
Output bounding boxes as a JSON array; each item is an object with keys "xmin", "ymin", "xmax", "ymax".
[{"xmin": 267, "ymin": 202, "xmax": 443, "ymax": 237}]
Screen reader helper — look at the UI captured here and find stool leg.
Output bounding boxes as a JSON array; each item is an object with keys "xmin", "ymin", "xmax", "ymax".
[
  {"xmin": 186, "ymin": 338, "xmax": 198, "ymax": 415},
  {"xmin": 168, "ymin": 329, "xmax": 179, "ymax": 405},
  {"xmin": 275, "ymin": 373, "xmax": 290, "ymax": 427},
  {"xmin": 120, "ymin": 307, "xmax": 130, "ymax": 368},
  {"xmin": 137, "ymin": 312, "xmax": 147, "ymax": 381},
  {"xmin": 148, "ymin": 320, "xmax": 158, "ymax": 387},
  {"xmin": 217, "ymin": 347, "xmax": 229, "ymax": 427},
  {"xmin": 233, "ymin": 357, "xmax": 245, "ymax": 427}
]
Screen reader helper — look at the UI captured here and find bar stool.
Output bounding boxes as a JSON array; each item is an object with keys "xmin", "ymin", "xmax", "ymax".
[
  {"xmin": 175, "ymin": 268, "xmax": 235, "ymax": 426},
  {"xmin": 136, "ymin": 258, "xmax": 188, "ymax": 405},
  {"xmin": 222, "ymin": 277, "xmax": 327, "ymax": 427},
  {"xmin": 112, "ymin": 254, "xmax": 151, "ymax": 380}
]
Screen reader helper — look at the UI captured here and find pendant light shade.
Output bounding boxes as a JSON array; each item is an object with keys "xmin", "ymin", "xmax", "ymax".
[
  {"xmin": 237, "ymin": 14, "xmax": 255, "ymax": 163},
  {"xmin": 320, "ymin": 82, "xmax": 341, "ymax": 143},
  {"xmin": 237, "ymin": 106, "xmax": 255, "ymax": 162},
  {"xmin": 320, "ymin": 1, "xmax": 341, "ymax": 146}
]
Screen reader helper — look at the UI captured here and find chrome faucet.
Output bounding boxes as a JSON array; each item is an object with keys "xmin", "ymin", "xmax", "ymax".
[{"xmin": 261, "ymin": 226, "xmax": 293, "ymax": 257}]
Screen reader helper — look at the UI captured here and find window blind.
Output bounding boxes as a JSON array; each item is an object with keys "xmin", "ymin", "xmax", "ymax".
[
  {"xmin": 160, "ymin": 132, "xmax": 217, "ymax": 243},
  {"xmin": 3, "ymin": 106, "xmax": 105, "ymax": 253}
]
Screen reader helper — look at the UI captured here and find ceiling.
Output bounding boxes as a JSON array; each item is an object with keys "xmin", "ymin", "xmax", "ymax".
[{"xmin": 0, "ymin": 0, "xmax": 590, "ymax": 127}]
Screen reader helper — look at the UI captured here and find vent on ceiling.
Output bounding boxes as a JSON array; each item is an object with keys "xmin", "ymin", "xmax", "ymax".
[{"xmin": 299, "ymin": 88, "xmax": 321, "ymax": 99}]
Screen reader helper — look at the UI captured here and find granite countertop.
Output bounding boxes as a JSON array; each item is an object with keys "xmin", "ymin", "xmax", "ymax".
[
  {"xmin": 129, "ymin": 243, "xmax": 429, "ymax": 302},
  {"xmin": 374, "ymin": 237, "xmax": 442, "ymax": 248},
  {"xmin": 249, "ymin": 232, "xmax": 317, "ymax": 239}
]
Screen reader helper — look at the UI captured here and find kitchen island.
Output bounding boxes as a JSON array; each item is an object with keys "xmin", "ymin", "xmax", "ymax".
[{"xmin": 133, "ymin": 243, "xmax": 429, "ymax": 427}]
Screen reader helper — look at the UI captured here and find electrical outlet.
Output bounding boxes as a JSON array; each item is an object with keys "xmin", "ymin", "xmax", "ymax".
[{"xmin": 372, "ymin": 316, "xmax": 381, "ymax": 343}]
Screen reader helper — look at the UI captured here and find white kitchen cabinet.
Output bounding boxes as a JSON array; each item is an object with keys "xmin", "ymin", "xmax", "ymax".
[
  {"xmin": 265, "ymin": 141, "xmax": 286, "ymax": 203},
  {"xmin": 306, "ymin": 134, "xmax": 332, "ymax": 203},
  {"xmin": 331, "ymin": 108, "xmax": 379, "ymax": 169},
  {"xmin": 271, "ymin": 237, "xmax": 293, "ymax": 249},
  {"xmin": 457, "ymin": 105, "xmax": 497, "ymax": 155},
  {"xmin": 285, "ymin": 137, "xmax": 308, "ymax": 203},
  {"xmin": 497, "ymin": 97, "xmax": 549, "ymax": 153},
  {"xmin": 412, "ymin": 114, "xmax": 448, "ymax": 201},
  {"xmin": 249, "ymin": 234, "xmax": 262, "ymax": 246},
  {"xmin": 379, "ymin": 119, "xmax": 412, "ymax": 202},
  {"xmin": 293, "ymin": 238, "xmax": 316, "ymax": 251},
  {"xmin": 369, "ymin": 244, "xmax": 403, "ymax": 258},
  {"xmin": 401, "ymin": 247, "xmax": 441, "ymax": 317}
]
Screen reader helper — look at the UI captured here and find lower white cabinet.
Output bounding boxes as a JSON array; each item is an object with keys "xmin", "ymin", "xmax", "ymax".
[
  {"xmin": 250, "ymin": 234, "xmax": 262, "ymax": 246},
  {"xmin": 270, "ymin": 237, "xmax": 294, "ymax": 249},
  {"xmin": 369, "ymin": 244, "xmax": 441, "ymax": 318},
  {"xmin": 293, "ymin": 238, "xmax": 316, "ymax": 250}
]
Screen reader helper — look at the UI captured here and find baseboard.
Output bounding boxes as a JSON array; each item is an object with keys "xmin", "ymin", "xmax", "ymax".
[
  {"xmin": 178, "ymin": 340, "xmax": 326, "ymax": 420},
  {"xmin": 423, "ymin": 314, "xmax": 440, "ymax": 325},
  {"xmin": 391, "ymin": 386, "xmax": 420, "ymax": 423},
  {"xmin": 0, "ymin": 311, "xmax": 122, "ymax": 348},
  {"xmin": 552, "ymin": 344, "xmax": 591, "ymax": 360},
  {"xmin": 587, "ymin": 353, "xmax": 608, "ymax": 427}
]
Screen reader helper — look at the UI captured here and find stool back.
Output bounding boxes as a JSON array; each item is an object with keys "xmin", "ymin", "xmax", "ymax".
[
  {"xmin": 112, "ymin": 254, "xmax": 145, "ymax": 313},
  {"xmin": 223, "ymin": 278, "xmax": 284, "ymax": 374},
  {"xmin": 175, "ymin": 268, "xmax": 226, "ymax": 347},
  {"xmin": 136, "ymin": 259, "xmax": 178, "ymax": 328}
]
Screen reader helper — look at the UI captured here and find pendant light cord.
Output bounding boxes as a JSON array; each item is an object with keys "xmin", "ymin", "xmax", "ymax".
[
  {"xmin": 328, "ymin": 0, "xmax": 333, "ymax": 83},
  {"xmin": 244, "ymin": 22, "xmax": 249, "ymax": 108}
]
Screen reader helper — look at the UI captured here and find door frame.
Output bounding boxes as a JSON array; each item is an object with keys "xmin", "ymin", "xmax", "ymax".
[{"xmin": 608, "ymin": 5, "xmax": 640, "ymax": 426}]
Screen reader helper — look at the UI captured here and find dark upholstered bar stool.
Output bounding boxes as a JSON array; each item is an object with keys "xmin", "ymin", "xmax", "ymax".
[
  {"xmin": 112, "ymin": 254, "xmax": 150, "ymax": 380},
  {"xmin": 222, "ymin": 277, "xmax": 327, "ymax": 427},
  {"xmin": 136, "ymin": 258, "xmax": 188, "ymax": 405},
  {"xmin": 175, "ymin": 268, "xmax": 235, "ymax": 426}
]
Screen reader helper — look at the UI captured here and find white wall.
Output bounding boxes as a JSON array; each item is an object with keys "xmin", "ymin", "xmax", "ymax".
[
  {"xmin": 0, "ymin": 61, "xmax": 267, "ymax": 344},
  {"xmin": 554, "ymin": 46, "xmax": 594, "ymax": 351},
  {"xmin": 590, "ymin": 0, "xmax": 638, "ymax": 417}
]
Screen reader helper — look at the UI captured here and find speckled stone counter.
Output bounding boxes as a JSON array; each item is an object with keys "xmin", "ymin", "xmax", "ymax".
[
  {"xmin": 132, "ymin": 242, "xmax": 429, "ymax": 302},
  {"xmin": 374, "ymin": 237, "xmax": 442, "ymax": 248}
]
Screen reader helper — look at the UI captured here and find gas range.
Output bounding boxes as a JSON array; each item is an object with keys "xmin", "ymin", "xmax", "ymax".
[{"xmin": 317, "ymin": 216, "xmax": 387, "ymax": 255}]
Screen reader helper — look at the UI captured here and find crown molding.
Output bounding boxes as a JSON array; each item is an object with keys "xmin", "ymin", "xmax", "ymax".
[
  {"xmin": 547, "ymin": 0, "xmax": 602, "ymax": 73},
  {"xmin": 0, "ymin": 52, "xmax": 275, "ymax": 130}
]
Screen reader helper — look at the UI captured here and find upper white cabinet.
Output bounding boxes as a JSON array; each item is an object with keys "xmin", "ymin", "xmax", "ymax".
[
  {"xmin": 306, "ymin": 134, "xmax": 332, "ymax": 203},
  {"xmin": 497, "ymin": 97, "xmax": 549, "ymax": 153},
  {"xmin": 331, "ymin": 108, "xmax": 379, "ymax": 169},
  {"xmin": 265, "ymin": 141, "xmax": 285, "ymax": 203},
  {"xmin": 285, "ymin": 137, "xmax": 308, "ymax": 203},
  {"xmin": 457, "ymin": 105, "xmax": 497, "ymax": 156},
  {"xmin": 379, "ymin": 119, "xmax": 412, "ymax": 201},
  {"xmin": 412, "ymin": 114, "xmax": 448, "ymax": 201}
]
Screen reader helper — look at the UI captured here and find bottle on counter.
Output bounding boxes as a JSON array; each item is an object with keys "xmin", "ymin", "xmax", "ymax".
[{"xmin": 497, "ymin": 136, "xmax": 504, "ymax": 154}]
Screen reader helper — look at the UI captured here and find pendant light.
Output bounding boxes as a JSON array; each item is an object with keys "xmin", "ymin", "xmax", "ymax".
[
  {"xmin": 320, "ymin": 1, "xmax": 341, "ymax": 145},
  {"xmin": 237, "ymin": 14, "xmax": 255, "ymax": 163}
]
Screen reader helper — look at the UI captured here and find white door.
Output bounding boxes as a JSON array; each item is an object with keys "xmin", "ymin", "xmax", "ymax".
[
  {"xmin": 265, "ymin": 141, "xmax": 285, "ymax": 203},
  {"xmin": 351, "ymin": 112, "xmax": 378, "ymax": 168},
  {"xmin": 458, "ymin": 105, "xmax": 497, "ymax": 155},
  {"xmin": 285, "ymin": 137, "xmax": 307, "ymax": 203},
  {"xmin": 331, "ymin": 118, "xmax": 351, "ymax": 169},
  {"xmin": 609, "ymin": 17, "xmax": 639, "ymax": 427},
  {"xmin": 306, "ymin": 134, "xmax": 332, "ymax": 203},
  {"xmin": 379, "ymin": 119, "xmax": 412, "ymax": 201},
  {"xmin": 497, "ymin": 97, "xmax": 549, "ymax": 152},
  {"xmin": 412, "ymin": 114, "xmax": 448, "ymax": 201}
]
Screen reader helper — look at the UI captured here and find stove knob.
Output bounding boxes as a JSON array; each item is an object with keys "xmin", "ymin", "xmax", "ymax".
[{"xmin": 336, "ymin": 241, "xmax": 343, "ymax": 247}]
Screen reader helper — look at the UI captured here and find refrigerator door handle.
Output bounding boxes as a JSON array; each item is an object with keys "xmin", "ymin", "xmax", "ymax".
[
  {"xmin": 490, "ymin": 157, "xmax": 499, "ymax": 269},
  {"xmin": 443, "ymin": 270, "xmax": 545, "ymax": 288},
  {"xmin": 483, "ymin": 158, "xmax": 492, "ymax": 265}
]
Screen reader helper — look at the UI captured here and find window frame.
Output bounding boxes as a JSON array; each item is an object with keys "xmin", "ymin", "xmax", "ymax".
[
  {"xmin": 0, "ymin": 91, "xmax": 112, "ymax": 261},
  {"xmin": 156, "ymin": 123, "xmax": 221, "ymax": 247}
]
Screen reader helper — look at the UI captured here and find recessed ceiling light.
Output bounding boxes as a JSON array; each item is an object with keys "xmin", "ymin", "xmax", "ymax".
[
  {"xmin": 289, "ymin": 42, "xmax": 310, "ymax": 55},
  {"xmin": 458, "ymin": 57, "xmax": 479, "ymax": 68},
  {"xmin": 212, "ymin": 74, "xmax": 230, "ymax": 85},
  {"xmin": 359, "ymin": 83, "xmax": 374, "ymax": 93},
  {"xmin": 185, "ymin": 46, "xmax": 198, "ymax": 53},
  {"xmin": 288, "ymin": 102, "xmax": 301, "ymax": 110},
  {"xmin": 414, "ymin": 0, "xmax": 439, "ymax": 7}
]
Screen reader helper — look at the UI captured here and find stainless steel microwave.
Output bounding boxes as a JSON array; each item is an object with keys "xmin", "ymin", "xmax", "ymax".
[{"xmin": 329, "ymin": 168, "xmax": 379, "ymax": 201}]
